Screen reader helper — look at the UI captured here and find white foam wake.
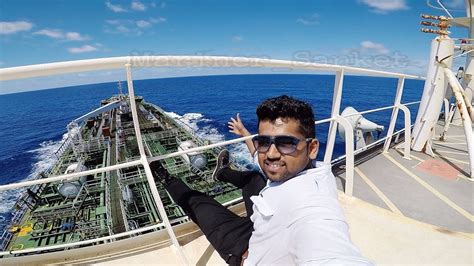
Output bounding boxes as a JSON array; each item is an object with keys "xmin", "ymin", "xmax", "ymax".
[
  {"xmin": 165, "ymin": 111, "xmax": 255, "ymax": 168},
  {"xmin": 0, "ymin": 133, "xmax": 68, "ymax": 214}
]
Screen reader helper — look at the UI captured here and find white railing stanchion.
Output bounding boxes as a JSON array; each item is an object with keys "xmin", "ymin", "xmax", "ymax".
[
  {"xmin": 399, "ymin": 104, "xmax": 412, "ymax": 159},
  {"xmin": 140, "ymin": 156, "xmax": 190, "ymax": 265},
  {"xmin": 335, "ymin": 115, "xmax": 355, "ymax": 197},
  {"xmin": 125, "ymin": 64, "xmax": 189, "ymax": 265},
  {"xmin": 324, "ymin": 70, "xmax": 345, "ymax": 163},
  {"xmin": 384, "ymin": 76, "xmax": 405, "ymax": 153}
]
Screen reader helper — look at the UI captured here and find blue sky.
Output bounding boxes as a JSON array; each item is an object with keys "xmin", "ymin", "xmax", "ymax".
[{"xmin": 0, "ymin": 0, "xmax": 469, "ymax": 94}]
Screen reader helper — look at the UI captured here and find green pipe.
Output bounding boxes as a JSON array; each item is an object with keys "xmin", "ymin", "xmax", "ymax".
[{"xmin": 138, "ymin": 168, "xmax": 160, "ymax": 222}]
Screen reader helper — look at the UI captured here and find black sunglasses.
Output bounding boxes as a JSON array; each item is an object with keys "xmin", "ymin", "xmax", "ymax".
[{"xmin": 252, "ymin": 135, "xmax": 313, "ymax": 155}]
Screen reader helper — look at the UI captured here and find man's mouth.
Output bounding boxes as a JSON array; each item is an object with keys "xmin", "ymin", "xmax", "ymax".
[{"xmin": 264, "ymin": 160, "xmax": 285, "ymax": 172}]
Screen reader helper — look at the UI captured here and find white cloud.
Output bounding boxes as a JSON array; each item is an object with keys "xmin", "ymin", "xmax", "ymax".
[
  {"xmin": 360, "ymin": 40, "xmax": 390, "ymax": 54},
  {"xmin": 136, "ymin": 20, "xmax": 151, "ymax": 28},
  {"xmin": 65, "ymin": 32, "xmax": 88, "ymax": 41},
  {"xmin": 116, "ymin": 25, "xmax": 131, "ymax": 33},
  {"xmin": 68, "ymin": 45, "xmax": 98, "ymax": 53},
  {"xmin": 105, "ymin": 18, "xmax": 165, "ymax": 35},
  {"xmin": 150, "ymin": 17, "xmax": 166, "ymax": 23},
  {"xmin": 296, "ymin": 13, "xmax": 319, "ymax": 26},
  {"xmin": 360, "ymin": 0, "xmax": 408, "ymax": 13},
  {"xmin": 131, "ymin": 1, "xmax": 147, "ymax": 11},
  {"xmin": 106, "ymin": 1, "xmax": 127, "ymax": 12},
  {"xmin": 232, "ymin": 35, "xmax": 243, "ymax": 42},
  {"xmin": 34, "ymin": 28, "xmax": 89, "ymax": 41},
  {"xmin": 34, "ymin": 29, "xmax": 63, "ymax": 39},
  {"xmin": 106, "ymin": 20, "xmax": 121, "ymax": 25},
  {"xmin": 0, "ymin": 21, "xmax": 33, "ymax": 34}
]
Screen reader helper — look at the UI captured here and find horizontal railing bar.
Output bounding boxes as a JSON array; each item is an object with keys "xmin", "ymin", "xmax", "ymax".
[
  {"xmin": 342, "ymin": 101, "xmax": 421, "ymax": 118},
  {"xmin": 332, "ymin": 126, "xmax": 408, "ymax": 162},
  {"xmin": 314, "ymin": 117, "xmax": 334, "ymax": 125},
  {"xmin": 0, "ymin": 221, "xmax": 166, "ymax": 256},
  {"xmin": 0, "ymin": 181, "xmax": 245, "ymax": 256},
  {"xmin": 148, "ymin": 134, "xmax": 257, "ymax": 163},
  {"xmin": 0, "ymin": 159, "xmax": 142, "ymax": 191},
  {"xmin": 404, "ymin": 101, "xmax": 421, "ymax": 106},
  {"xmin": 0, "ymin": 100, "xmax": 419, "ymax": 191},
  {"xmin": 0, "ymin": 56, "xmax": 425, "ymax": 81}
]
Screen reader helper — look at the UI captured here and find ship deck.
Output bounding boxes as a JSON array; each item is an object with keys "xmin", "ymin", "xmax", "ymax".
[
  {"xmin": 93, "ymin": 121, "xmax": 473, "ymax": 265},
  {"xmin": 3, "ymin": 121, "xmax": 470, "ymax": 266},
  {"xmin": 335, "ymin": 121, "xmax": 473, "ymax": 235}
]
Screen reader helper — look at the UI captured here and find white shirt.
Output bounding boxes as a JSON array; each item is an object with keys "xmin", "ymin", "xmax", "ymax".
[{"xmin": 244, "ymin": 162, "xmax": 372, "ymax": 265}]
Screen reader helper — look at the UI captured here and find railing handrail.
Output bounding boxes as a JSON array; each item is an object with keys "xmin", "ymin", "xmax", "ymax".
[
  {"xmin": 0, "ymin": 56, "xmax": 425, "ymax": 82},
  {"xmin": 0, "ymin": 56, "xmax": 423, "ymax": 261},
  {"xmin": 0, "ymin": 101, "xmax": 419, "ymax": 192},
  {"xmin": 0, "ymin": 221, "xmax": 167, "ymax": 256}
]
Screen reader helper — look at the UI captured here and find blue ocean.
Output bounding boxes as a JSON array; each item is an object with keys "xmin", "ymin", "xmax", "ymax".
[{"xmin": 0, "ymin": 74, "xmax": 424, "ymax": 219}]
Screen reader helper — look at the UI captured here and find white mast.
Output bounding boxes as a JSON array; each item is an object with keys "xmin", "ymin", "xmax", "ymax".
[
  {"xmin": 412, "ymin": 1, "xmax": 474, "ymax": 177},
  {"xmin": 411, "ymin": 15, "xmax": 454, "ymax": 154}
]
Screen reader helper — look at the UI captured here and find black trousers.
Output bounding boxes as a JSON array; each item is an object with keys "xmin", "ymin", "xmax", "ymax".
[{"xmin": 165, "ymin": 168, "xmax": 266, "ymax": 265}]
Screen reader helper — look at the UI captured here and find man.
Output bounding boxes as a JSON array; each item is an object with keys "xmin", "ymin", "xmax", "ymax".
[{"xmin": 157, "ymin": 95, "xmax": 371, "ymax": 265}]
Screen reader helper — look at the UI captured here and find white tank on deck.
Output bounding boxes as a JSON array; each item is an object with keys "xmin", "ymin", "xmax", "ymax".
[
  {"xmin": 58, "ymin": 163, "xmax": 88, "ymax": 198},
  {"xmin": 178, "ymin": 140, "xmax": 207, "ymax": 170}
]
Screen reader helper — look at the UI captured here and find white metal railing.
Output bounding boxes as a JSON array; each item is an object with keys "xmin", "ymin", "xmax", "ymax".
[
  {"xmin": 0, "ymin": 56, "xmax": 424, "ymax": 81},
  {"xmin": 0, "ymin": 56, "xmax": 423, "ymax": 262},
  {"xmin": 0, "ymin": 221, "xmax": 167, "ymax": 256}
]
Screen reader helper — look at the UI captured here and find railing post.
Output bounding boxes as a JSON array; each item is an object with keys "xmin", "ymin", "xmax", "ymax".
[
  {"xmin": 324, "ymin": 70, "xmax": 344, "ymax": 163},
  {"xmin": 383, "ymin": 76, "xmax": 405, "ymax": 154},
  {"xmin": 334, "ymin": 115, "xmax": 355, "ymax": 197},
  {"xmin": 398, "ymin": 105, "xmax": 412, "ymax": 159},
  {"xmin": 125, "ymin": 64, "xmax": 190, "ymax": 265}
]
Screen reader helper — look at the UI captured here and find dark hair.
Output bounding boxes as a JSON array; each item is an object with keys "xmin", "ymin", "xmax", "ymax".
[{"xmin": 256, "ymin": 95, "xmax": 315, "ymax": 138}]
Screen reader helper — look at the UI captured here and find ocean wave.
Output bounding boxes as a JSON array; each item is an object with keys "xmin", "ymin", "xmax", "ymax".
[
  {"xmin": 0, "ymin": 134, "xmax": 67, "ymax": 214},
  {"xmin": 166, "ymin": 111, "xmax": 255, "ymax": 169}
]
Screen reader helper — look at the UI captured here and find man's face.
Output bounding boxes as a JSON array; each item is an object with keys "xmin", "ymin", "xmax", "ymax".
[{"xmin": 257, "ymin": 118, "xmax": 319, "ymax": 182}]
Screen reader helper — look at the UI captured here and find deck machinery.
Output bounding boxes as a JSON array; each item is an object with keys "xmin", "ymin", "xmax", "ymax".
[{"xmin": 1, "ymin": 95, "xmax": 242, "ymax": 255}]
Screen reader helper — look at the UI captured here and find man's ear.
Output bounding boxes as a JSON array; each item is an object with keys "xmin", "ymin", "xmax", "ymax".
[{"xmin": 308, "ymin": 139, "xmax": 319, "ymax": 160}]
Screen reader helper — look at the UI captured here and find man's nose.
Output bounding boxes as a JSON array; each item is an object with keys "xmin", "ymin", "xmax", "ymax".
[{"xmin": 266, "ymin": 143, "xmax": 281, "ymax": 158}]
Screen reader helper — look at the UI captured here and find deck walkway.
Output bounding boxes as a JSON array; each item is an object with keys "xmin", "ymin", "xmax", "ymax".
[{"xmin": 335, "ymin": 122, "xmax": 473, "ymax": 234}]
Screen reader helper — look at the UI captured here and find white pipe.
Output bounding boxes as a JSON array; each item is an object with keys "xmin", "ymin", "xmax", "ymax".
[
  {"xmin": 444, "ymin": 68, "xmax": 474, "ymax": 177},
  {"xmin": 0, "ymin": 56, "xmax": 424, "ymax": 82}
]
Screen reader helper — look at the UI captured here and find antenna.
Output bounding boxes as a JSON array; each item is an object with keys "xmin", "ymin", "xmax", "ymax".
[
  {"xmin": 420, "ymin": 14, "xmax": 451, "ymax": 36},
  {"xmin": 426, "ymin": 0, "xmax": 457, "ymax": 18}
]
